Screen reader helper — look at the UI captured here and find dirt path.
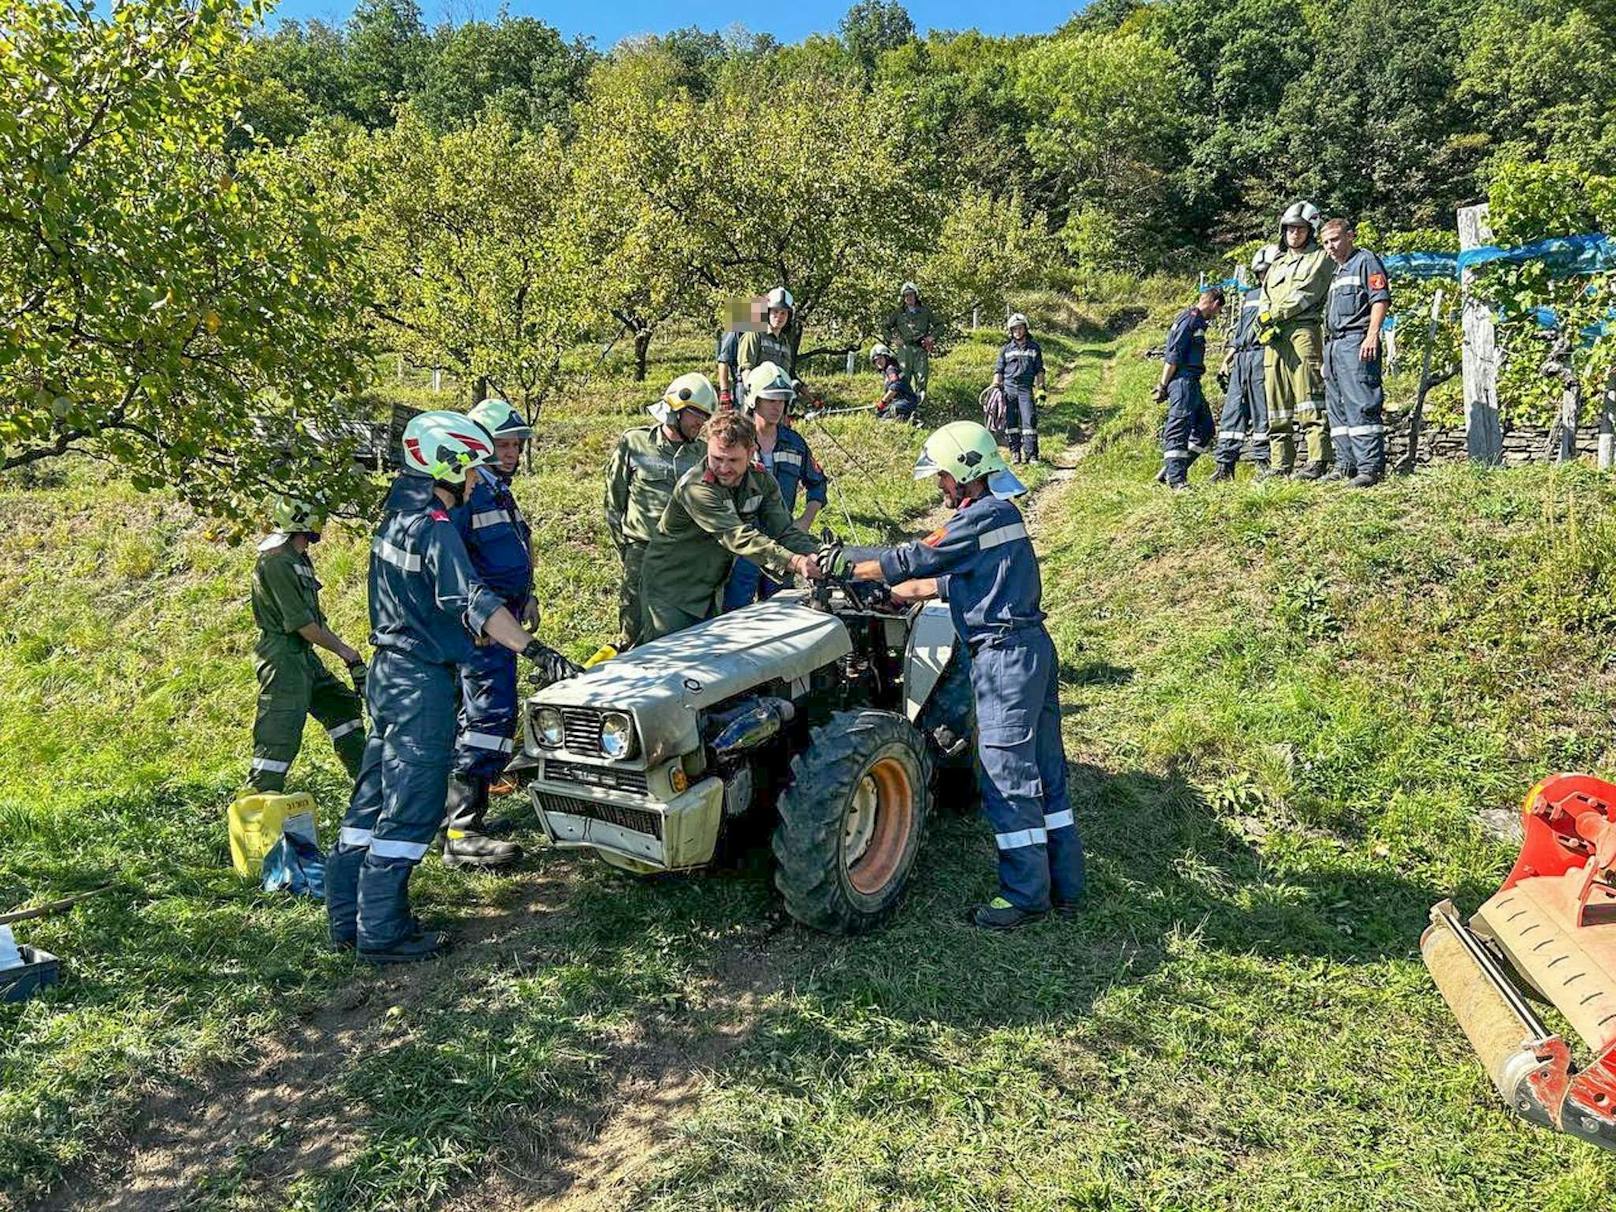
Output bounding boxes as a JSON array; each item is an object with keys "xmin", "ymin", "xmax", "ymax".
[{"xmin": 29, "ymin": 343, "xmax": 1117, "ymax": 1212}]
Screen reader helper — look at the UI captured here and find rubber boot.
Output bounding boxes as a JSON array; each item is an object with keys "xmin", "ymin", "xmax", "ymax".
[
  {"xmin": 357, "ymin": 858, "xmax": 446, "ymax": 963},
  {"xmin": 1294, "ymin": 460, "xmax": 1327, "ymax": 481},
  {"xmin": 325, "ymin": 844, "xmax": 365, "ymax": 949},
  {"xmin": 969, "ymin": 896, "xmax": 1047, "ymax": 931},
  {"xmin": 442, "ymin": 775, "xmax": 522, "ymax": 870},
  {"xmin": 1209, "ymin": 463, "xmax": 1235, "ymax": 483}
]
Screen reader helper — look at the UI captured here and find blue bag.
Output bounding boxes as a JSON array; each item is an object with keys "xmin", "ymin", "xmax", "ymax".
[{"xmin": 261, "ymin": 832, "xmax": 326, "ymax": 898}]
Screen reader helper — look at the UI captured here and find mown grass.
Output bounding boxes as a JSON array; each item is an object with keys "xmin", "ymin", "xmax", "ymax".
[{"xmin": 7, "ymin": 288, "xmax": 1616, "ymax": 1210}]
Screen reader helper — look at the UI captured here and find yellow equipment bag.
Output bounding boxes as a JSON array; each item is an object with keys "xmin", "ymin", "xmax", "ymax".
[{"xmin": 228, "ymin": 792, "xmax": 318, "ymax": 878}]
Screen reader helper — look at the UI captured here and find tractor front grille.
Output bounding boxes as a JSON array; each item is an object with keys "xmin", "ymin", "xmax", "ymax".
[
  {"xmin": 537, "ymin": 791, "xmax": 663, "ymax": 840},
  {"xmin": 561, "ymin": 708, "xmax": 603, "ymax": 756},
  {"xmin": 546, "ymin": 759, "xmax": 648, "ymax": 796}
]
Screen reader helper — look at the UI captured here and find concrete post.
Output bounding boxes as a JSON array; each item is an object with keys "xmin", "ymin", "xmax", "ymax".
[{"xmin": 1459, "ymin": 204, "xmax": 1502, "ymax": 464}]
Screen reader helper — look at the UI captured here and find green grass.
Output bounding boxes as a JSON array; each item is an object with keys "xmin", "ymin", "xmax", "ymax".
[{"xmin": 6, "ymin": 292, "xmax": 1616, "ymax": 1209}]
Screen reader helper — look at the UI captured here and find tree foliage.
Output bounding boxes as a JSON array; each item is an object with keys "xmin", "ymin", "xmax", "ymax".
[{"xmin": 0, "ymin": 0, "xmax": 375, "ymax": 518}]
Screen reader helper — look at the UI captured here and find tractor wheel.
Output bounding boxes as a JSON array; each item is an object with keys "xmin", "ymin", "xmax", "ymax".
[{"xmin": 772, "ymin": 709, "xmax": 932, "ymax": 934}]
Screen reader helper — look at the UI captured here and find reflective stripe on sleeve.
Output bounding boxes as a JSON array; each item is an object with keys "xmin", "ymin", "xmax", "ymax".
[
  {"xmin": 339, "ymin": 826, "xmax": 373, "ymax": 848},
  {"xmin": 977, "ymin": 523, "xmax": 1029, "ymax": 550},
  {"xmin": 326, "ymin": 719, "xmax": 362, "ymax": 741},
  {"xmin": 369, "ymin": 838, "xmax": 432, "ymax": 861},
  {"xmin": 772, "ymin": 451, "xmax": 804, "ymax": 467},
  {"xmin": 995, "ymin": 827, "xmax": 1048, "ymax": 850},
  {"xmin": 375, "ymin": 539, "xmax": 422, "ymax": 572},
  {"xmin": 464, "ymin": 730, "xmax": 515, "ymax": 753},
  {"xmin": 470, "ymin": 509, "xmax": 512, "ymax": 530},
  {"xmin": 1044, "ymin": 809, "xmax": 1075, "ymax": 830},
  {"xmin": 250, "ymin": 757, "xmax": 291, "ymax": 774}
]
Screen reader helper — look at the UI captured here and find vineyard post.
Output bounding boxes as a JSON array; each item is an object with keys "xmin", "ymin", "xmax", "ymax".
[
  {"xmin": 1459, "ymin": 204, "xmax": 1502, "ymax": 464},
  {"xmin": 1398, "ymin": 287, "xmax": 1445, "ymax": 474},
  {"xmin": 1601, "ymin": 373, "xmax": 1616, "ymax": 471}
]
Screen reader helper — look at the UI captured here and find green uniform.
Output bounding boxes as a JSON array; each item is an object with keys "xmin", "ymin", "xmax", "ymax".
[
  {"xmin": 1260, "ymin": 242, "xmax": 1332, "ymax": 470},
  {"xmin": 604, "ymin": 423, "xmax": 705, "ymax": 647},
  {"xmin": 639, "ymin": 460, "xmax": 819, "ymax": 643},
  {"xmin": 886, "ymin": 303, "xmax": 936, "ymax": 398},
  {"xmin": 248, "ymin": 542, "xmax": 365, "ymax": 792},
  {"xmin": 736, "ymin": 327, "xmax": 796, "ymax": 407}
]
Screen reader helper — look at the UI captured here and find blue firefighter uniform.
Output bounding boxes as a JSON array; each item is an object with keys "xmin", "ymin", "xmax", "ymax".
[
  {"xmin": 1324, "ymin": 248, "xmax": 1393, "ymax": 479},
  {"xmin": 994, "ymin": 337, "xmax": 1045, "ymax": 460},
  {"xmin": 327, "ymin": 472, "xmax": 506, "ymax": 952},
  {"xmin": 1214, "ymin": 287, "xmax": 1270, "ymax": 470},
  {"xmin": 723, "ymin": 426, "xmax": 829, "ymax": 611},
  {"xmin": 1161, "ymin": 306, "xmax": 1213, "ymax": 486},
  {"xmin": 451, "ymin": 466, "xmax": 533, "ymax": 784},
  {"xmin": 876, "ymin": 497, "xmax": 1084, "ymax": 913},
  {"xmin": 876, "ymin": 359, "xmax": 920, "ymax": 422}
]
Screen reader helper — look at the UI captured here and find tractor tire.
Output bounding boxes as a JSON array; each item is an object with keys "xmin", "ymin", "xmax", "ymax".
[{"xmin": 772, "ymin": 709, "xmax": 932, "ymax": 934}]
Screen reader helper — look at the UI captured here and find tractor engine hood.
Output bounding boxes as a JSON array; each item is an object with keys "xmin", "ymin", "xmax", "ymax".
[{"xmin": 529, "ymin": 595, "xmax": 852, "ymax": 765}]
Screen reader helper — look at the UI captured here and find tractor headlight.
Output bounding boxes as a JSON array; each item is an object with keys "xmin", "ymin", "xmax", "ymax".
[
  {"xmin": 535, "ymin": 707, "xmax": 564, "ymax": 749},
  {"xmin": 600, "ymin": 712, "xmax": 635, "ymax": 760}
]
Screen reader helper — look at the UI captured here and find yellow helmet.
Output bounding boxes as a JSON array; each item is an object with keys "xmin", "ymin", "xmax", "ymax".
[{"xmin": 650, "ymin": 372, "xmax": 718, "ymax": 424}]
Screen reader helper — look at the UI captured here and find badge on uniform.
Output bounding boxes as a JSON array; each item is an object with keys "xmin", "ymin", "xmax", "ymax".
[{"xmin": 1368, "ymin": 272, "xmax": 1387, "ymax": 291}]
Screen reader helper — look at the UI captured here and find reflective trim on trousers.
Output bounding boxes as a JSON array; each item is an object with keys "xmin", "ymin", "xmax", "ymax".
[
  {"xmin": 1331, "ymin": 426, "xmax": 1350, "ymax": 437},
  {"xmin": 996, "ymin": 827, "xmax": 1048, "ymax": 850},
  {"xmin": 1044, "ymin": 809, "xmax": 1075, "ymax": 830},
  {"xmin": 463, "ymin": 730, "xmax": 515, "ymax": 753},
  {"xmin": 340, "ymin": 826, "xmax": 373, "ymax": 848},
  {"xmin": 1348, "ymin": 424, "xmax": 1385, "ymax": 435},
  {"xmin": 1162, "ymin": 448, "xmax": 1189, "ymax": 459},
  {"xmin": 327, "ymin": 719, "xmax": 362, "ymax": 741},
  {"xmin": 1187, "ymin": 441, "xmax": 1209, "ymax": 454},
  {"xmin": 369, "ymin": 837, "xmax": 432, "ymax": 861},
  {"xmin": 251, "ymin": 757, "xmax": 291, "ymax": 774},
  {"xmin": 1218, "ymin": 429, "xmax": 1248, "ymax": 441},
  {"xmin": 978, "ymin": 523, "xmax": 1029, "ymax": 550}
]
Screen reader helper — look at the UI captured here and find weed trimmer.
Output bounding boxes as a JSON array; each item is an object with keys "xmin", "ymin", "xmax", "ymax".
[{"xmin": 1423, "ymin": 773, "xmax": 1616, "ymax": 1151}]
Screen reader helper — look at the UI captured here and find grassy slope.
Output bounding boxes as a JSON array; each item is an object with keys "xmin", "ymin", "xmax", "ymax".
[{"xmin": 6, "ymin": 291, "xmax": 1616, "ymax": 1208}]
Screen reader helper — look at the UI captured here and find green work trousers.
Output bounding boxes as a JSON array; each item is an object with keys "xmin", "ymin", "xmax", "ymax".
[
  {"xmin": 617, "ymin": 540, "xmax": 647, "ymax": 649},
  {"xmin": 895, "ymin": 345, "xmax": 930, "ymax": 399},
  {"xmin": 249, "ymin": 644, "xmax": 366, "ymax": 792},
  {"xmin": 1264, "ymin": 322, "xmax": 1329, "ymax": 471}
]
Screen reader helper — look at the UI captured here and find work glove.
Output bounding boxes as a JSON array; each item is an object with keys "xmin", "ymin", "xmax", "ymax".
[
  {"xmin": 1255, "ymin": 311, "xmax": 1276, "ymax": 345},
  {"xmin": 1151, "ymin": 384, "xmax": 1169, "ymax": 404},
  {"xmin": 1035, "ymin": 388, "xmax": 1047, "ymax": 405},
  {"xmin": 346, "ymin": 658, "xmax": 367, "ymax": 697},
  {"xmin": 522, "ymin": 640, "xmax": 581, "ymax": 687},
  {"xmin": 1216, "ymin": 370, "xmax": 1231, "ymax": 393},
  {"xmin": 719, "ymin": 388, "xmax": 734, "ymax": 407},
  {"xmin": 815, "ymin": 536, "xmax": 849, "ymax": 578}
]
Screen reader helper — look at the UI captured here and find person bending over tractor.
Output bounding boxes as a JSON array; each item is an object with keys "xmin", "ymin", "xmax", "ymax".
[{"xmin": 817, "ymin": 421, "xmax": 1085, "ymax": 930}]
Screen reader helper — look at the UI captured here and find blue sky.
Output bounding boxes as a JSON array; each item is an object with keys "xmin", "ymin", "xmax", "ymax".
[{"xmin": 262, "ymin": 0, "xmax": 1081, "ymax": 46}]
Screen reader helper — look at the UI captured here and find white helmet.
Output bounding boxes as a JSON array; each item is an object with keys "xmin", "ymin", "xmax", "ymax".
[
  {"xmin": 743, "ymin": 361, "xmax": 795, "ymax": 407},
  {"xmin": 467, "ymin": 396, "xmax": 532, "ymax": 440},
  {"xmin": 1279, "ymin": 201, "xmax": 1321, "ymax": 238},
  {"xmin": 401, "ymin": 410, "xmax": 495, "ymax": 484},
  {"xmin": 1006, "ymin": 312, "xmax": 1029, "ymax": 334},
  {"xmin": 870, "ymin": 342, "xmax": 892, "ymax": 363},
  {"xmin": 899, "ymin": 281, "xmax": 919, "ymax": 300},
  {"xmin": 765, "ymin": 286, "xmax": 795, "ymax": 313},
  {"xmin": 914, "ymin": 421, "xmax": 1026, "ymax": 500},
  {"xmin": 1251, "ymin": 244, "xmax": 1277, "ymax": 274},
  {"xmin": 649, "ymin": 372, "xmax": 717, "ymax": 424},
  {"xmin": 259, "ymin": 491, "xmax": 326, "ymax": 550}
]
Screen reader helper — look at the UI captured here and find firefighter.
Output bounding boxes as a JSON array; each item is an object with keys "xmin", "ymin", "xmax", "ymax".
[
  {"xmin": 1257, "ymin": 201, "xmax": 1333, "ymax": 479},
  {"xmin": 326, "ymin": 410, "xmax": 577, "ymax": 964},
  {"xmin": 442, "ymin": 396, "xmax": 537, "ymax": 871},
  {"xmin": 992, "ymin": 313, "xmax": 1047, "ymax": 464},
  {"xmin": 1155, "ymin": 287, "xmax": 1226, "ymax": 489},
  {"xmin": 604, "ymin": 374, "xmax": 714, "ymax": 648},
  {"xmin": 869, "ymin": 343, "xmax": 920, "ymax": 422},
  {"xmin": 638, "ymin": 410, "xmax": 824, "ymax": 643},
  {"xmin": 1320, "ymin": 217, "xmax": 1393, "ymax": 487},
  {"xmin": 1211, "ymin": 246, "xmax": 1275, "ymax": 481},
  {"xmin": 736, "ymin": 286, "xmax": 799, "ymax": 410},
  {"xmin": 885, "ymin": 281, "xmax": 937, "ymax": 402},
  {"xmin": 246, "ymin": 493, "xmax": 367, "ymax": 793},
  {"xmin": 822, "ymin": 421, "xmax": 1084, "ymax": 929},
  {"xmin": 723, "ymin": 362, "xmax": 829, "ymax": 611}
]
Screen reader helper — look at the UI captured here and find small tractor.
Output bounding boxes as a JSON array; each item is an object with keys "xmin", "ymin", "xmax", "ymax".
[
  {"xmin": 517, "ymin": 577, "xmax": 975, "ymax": 933},
  {"xmin": 1424, "ymin": 773, "xmax": 1616, "ymax": 1151}
]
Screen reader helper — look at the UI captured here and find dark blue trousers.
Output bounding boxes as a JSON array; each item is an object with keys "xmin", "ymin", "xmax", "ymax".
[
  {"xmin": 327, "ymin": 649, "xmax": 457, "ymax": 949},
  {"xmin": 970, "ymin": 627, "xmax": 1085, "ymax": 911},
  {"xmin": 1005, "ymin": 384, "xmax": 1039, "ymax": 458},
  {"xmin": 1324, "ymin": 334, "xmax": 1386, "ymax": 476},
  {"xmin": 1215, "ymin": 349, "xmax": 1269, "ymax": 467},
  {"xmin": 452, "ymin": 639, "xmax": 518, "ymax": 782},
  {"xmin": 1161, "ymin": 375, "xmax": 1213, "ymax": 486}
]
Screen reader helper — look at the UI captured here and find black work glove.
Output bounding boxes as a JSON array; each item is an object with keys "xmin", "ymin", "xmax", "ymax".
[
  {"xmin": 1216, "ymin": 370, "xmax": 1231, "ymax": 393},
  {"xmin": 1151, "ymin": 383, "xmax": 1169, "ymax": 404},
  {"xmin": 522, "ymin": 640, "xmax": 581, "ymax": 686},
  {"xmin": 815, "ymin": 536, "xmax": 849, "ymax": 578},
  {"xmin": 346, "ymin": 659, "xmax": 367, "ymax": 697}
]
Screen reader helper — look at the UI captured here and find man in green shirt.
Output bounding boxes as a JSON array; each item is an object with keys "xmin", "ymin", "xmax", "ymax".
[
  {"xmin": 604, "ymin": 373, "xmax": 714, "ymax": 648},
  {"xmin": 1257, "ymin": 201, "xmax": 1334, "ymax": 479},
  {"xmin": 247, "ymin": 494, "xmax": 367, "ymax": 792},
  {"xmin": 885, "ymin": 280, "xmax": 937, "ymax": 402},
  {"xmin": 735, "ymin": 286, "xmax": 800, "ymax": 410},
  {"xmin": 638, "ymin": 410, "xmax": 825, "ymax": 643}
]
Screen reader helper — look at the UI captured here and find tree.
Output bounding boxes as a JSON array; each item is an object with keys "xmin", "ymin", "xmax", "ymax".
[
  {"xmin": 0, "ymin": 0, "xmax": 376, "ymax": 520},
  {"xmin": 840, "ymin": 0, "xmax": 916, "ymax": 74},
  {"xmin": 346, "ymin": 106, "xmax": 595, "ymax": 411},
  {"xmin": 414, "ymin": 16, "xmax": 595, "ymax": 134},
  {"xmin": 344, "ymin": 0, "xmax": 427, "ymax": 127}
]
